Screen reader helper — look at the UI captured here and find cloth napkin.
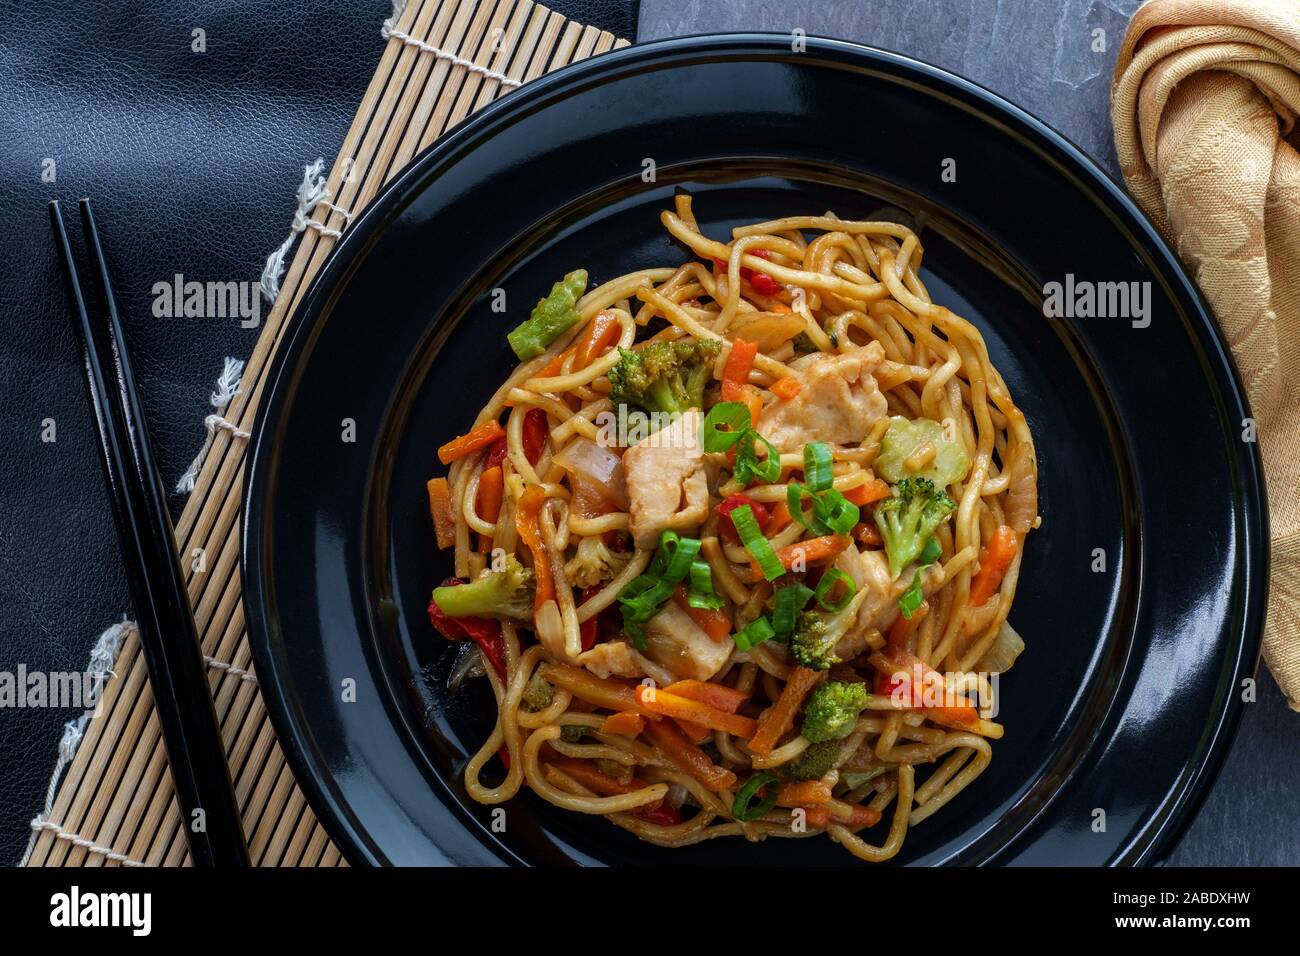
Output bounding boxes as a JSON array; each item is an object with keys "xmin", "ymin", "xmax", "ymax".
[{"xmin": 1112, "ymin": 0, "xmax": 1300, "ymax": 708}]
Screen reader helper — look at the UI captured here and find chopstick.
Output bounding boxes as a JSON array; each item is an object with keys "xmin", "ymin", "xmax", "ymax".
[{"xmin": 50, "ymin": 198, "xmax": 250, "ymax": 867}]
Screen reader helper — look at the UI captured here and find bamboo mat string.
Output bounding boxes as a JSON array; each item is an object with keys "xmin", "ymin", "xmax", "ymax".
[{"xmin": 22, "ymin": 0, "xmax": 626, "ymax": 867}]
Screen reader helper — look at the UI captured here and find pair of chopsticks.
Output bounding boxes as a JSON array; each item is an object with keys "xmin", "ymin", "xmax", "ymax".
[{"xmin": 50, "ymin": 199, "xmax": 249, "ymax": 867}]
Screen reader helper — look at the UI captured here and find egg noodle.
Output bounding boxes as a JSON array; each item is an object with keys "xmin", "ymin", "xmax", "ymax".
[{"xmin": 427, "ymin": 194, "xmax": 1039, "ymax": 862}]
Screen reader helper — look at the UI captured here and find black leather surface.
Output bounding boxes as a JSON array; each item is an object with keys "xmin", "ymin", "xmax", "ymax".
[{"xmin": 0, "ymin": 0, "xmax": 636, "ymax": 864}]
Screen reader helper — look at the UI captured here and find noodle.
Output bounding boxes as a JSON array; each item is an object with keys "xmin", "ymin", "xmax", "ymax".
[{"xmin": 427, "ymin": 195, "xmax": 1038, "ymax": 862}]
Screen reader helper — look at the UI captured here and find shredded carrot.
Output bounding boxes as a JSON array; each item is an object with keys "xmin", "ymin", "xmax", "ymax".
[
  {"xmin": 664, "ymin": 679, "xmax": 748, "ymax": 713},
  {"xmin": 426, "ymin": 477, "xmax": 456, "ymax": 550},
  {"xmin": 852, "ymin": 521, "xmax": 883, "ymax": 547},
  {"xmin": 767, "ymin": 500, "xmax": 793, "ymax": 535},
  {"xmin": 599, "ymin": 711, "xmax": 646, "ymax": 736},
  {"xmin": 475, "ymin": 466, "xmax": 503, "ymax": 553},
  {"xmin": 546, "ymin": 756, "xmax": 662, "ymax": 808},
  {"xmin": 437, "ymin": 420, "xmax": 505, "ymax": 465},
  {"xmin": 827, "ymin": 799, "xmax": 882, "ymax": 829},
  {"xmin": 769, "ymin": 376, "xmax": 802, "ymax": 401},
  {"xmin": 537, "ymin": 663, "xmax": 658, "ymax": 718},
  {"xmin": 752, "ymin": 534, "xmax": 852, "ymax": 578},
  {"xmin": 969, "ymin": 525, "xmax": 1018, "ymax": 606},
  {"xmin": 635, "ymin": 685, "xmax": 757, "ymax": 738},
  {"xmin": 844, "ymin": 478, "xmax": 891, "ymax": 507},
  {"xmin": 887, "ymin": 599, "xmax": 929, "ymax": 648},
  {"xmin": 721, "ymin": 338, "xmax": 759, "ymax": 402},
  {"xmin": 770, "ymin": 301, "xmax": 793, "ymax": 314},
  {"xmin": 674, "ymin": 719, "xmax": 711, "ymax": 743},
  {"xmin": 748, "ymin": 665, "xmax": 824, "ymax": 755},
  {"xmin": 643, "ymin": 717, "xmax": 737, "ymax": 791},
  {"xmin": 670, "ymin": 586, "xmax": 731, "ymax": 643},
  {"xmin": 804, "ymin": 806, "xmax": 832, "ymax": 828},
  {"xmin": 515, "ymin": 486, "xmax": 554, "ymax": 606},
  {"xmin": 777, "ymin": 780, "xmax": 832, "ymax": 806},
  {"xmin": 869, "ymin": 649, "xmax": 982, "ymax": 731},
  {"xmin": 574, "ymin": 311, "xmax": 620, "ymax": 369}
]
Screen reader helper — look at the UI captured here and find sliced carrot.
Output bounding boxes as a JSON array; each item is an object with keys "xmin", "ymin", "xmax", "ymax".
[
  {"xmin": 674, "ymin": 719, "xmax": 711, "ymax": 744},
  {"xmin": 748, "ymin": 665, "xmax": 824, "ymax": 756},
  {"xmin": 777, "ymin": 780, "xmax": 832, "ymax": 806},
  {"xmin": 475, "ymin": 466, "xmax": 503, "ymax": 553},
  {"xmin": 427, "ymin": 477, "xmax": 457, "ymax": 550},
  {"xmin": 844, "ymin": 478, "xmax": 891, "ymax": 507},
  {"xmin": 804, "ymin": 806, "xmax": 832, "ymax": 828},
  {"xmin": 868, "ymin": 649, "xmax": 981, "ymax": 731},
  {"xmin": 664, "ymin": 679, "xmax": 748, "ymax": 714},
  {"xmin": 767, "ymin": 500, "xmax": 793, "ymax": 535},
  {"xmin": 770, "ymin": 301, "xmax": 793, "ymax": 314},
  {"xmin": 547, "ymin": 756, "xmax": 661, "ymax": 809},
  {"xmin": 599, "ymin": 711, "xmax": 646, "ymax": 736},
  {"xmin": 827, "ymin": 799, "xmax": 882, "ymax": 829},
  {"xmin": 738, "ymin": 383, "xmax": 764, "ymax": 429},
  {"xmin": 635, "ymin": 685, "xmax": 757, "ymax": 739},
  {"xmin": 769, "ymin": 376, "xmax": 802, "ymax": 401},
  {"xmin": 852, "ymin": 521, "xmax": 883, "ymax": 547},
  {"xmin": 721, "ymin": 338, "xmax": 759, "ymax": 402},
  {"xmin": 515, "ymin": 485, "xmax": 554, "ymax": 606},
  {"xmin": 969, "ymin": 525, "xmax": 1019, "ymax": 606},
  {"xmin": 574, "ymin": 310, "xmax": 621, "ymax": 369},
  {"xmin": 671, "ymin": 586, "xmax": 730, "ymax": 643},
  {"xmin": 751, "ymin": 534, "xmax": 852, "ymax": 579},
  {"xmin": 537, "ymin": 663, "xmax": 657, "ymax": 718},
  {"xmin": 643, "ymin": 717, "xmax": 737, "ymax": 791},
  {"xmin": 437, "ymin": 420, "xmax": 505, "ymax": 465},
  {"xmin": 886, "ymin": 599, "xmax": 929, "ymax": 648}
]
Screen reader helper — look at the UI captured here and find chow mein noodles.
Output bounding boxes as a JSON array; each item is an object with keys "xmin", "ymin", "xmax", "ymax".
[{"xmin": 425, "ymin": 194, "xmax": 1038, "ymax": 861}]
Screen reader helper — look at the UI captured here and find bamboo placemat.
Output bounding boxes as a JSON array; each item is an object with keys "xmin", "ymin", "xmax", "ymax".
[{"xmin": 25, "ymin": 0, "xmax": 626, "ymax": 867}]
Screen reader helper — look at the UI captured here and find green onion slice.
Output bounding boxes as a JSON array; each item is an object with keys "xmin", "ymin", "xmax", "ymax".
[
  {"xmin": 920, "ymin": 536, "xmax": 942, "ymax": 565},
  {"xmin": 803, "ymin": 442, "xmax": 834, "ymax": 492},
  {"xmin": 811, "ymin": 488, "xmax": 859, "ymax": 535},
  {"xmin": 814, "ymin": 567, "xmax": 857, "ymax": 612},
  {"xmin": 687, "ymin": 560, "xmax": 725, "ymax": 610},
  {"xmin": 897, "ymin": 569, "xmax": 925, "ymax": 619},
  {"xmin": 732, "ymin": 615, "xmax": 775, "ymax": 651},
  {"xmin": 730, "ymin": 504, "xmax": 785, "ymax": 581},
  {"xmin": 772, "ymin": 583, "xmax": 814, "ymax": 638},
  {"xmin": 702, "ymin": 402, "xmax": 751, "ymax": 453},
  {"xmin": 732, "ymin": 771, "xmax": 781, "ymax": 822},
  {"xmin": 656, "ymin": 530, "xmax": 701, "ymax": 583}
]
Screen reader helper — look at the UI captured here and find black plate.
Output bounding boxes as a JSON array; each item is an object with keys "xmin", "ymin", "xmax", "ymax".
[{"xmin": 242, "ymin": 35, "xmax": 1266, "ymax": 866}]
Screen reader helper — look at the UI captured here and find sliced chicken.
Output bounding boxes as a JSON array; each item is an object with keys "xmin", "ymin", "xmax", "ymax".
[
  {"xmin": 623, "ymin": 407, "xmax": 709, "ymax": 549},
  {"xmin": 757, "ymin": 342, "xmax": 888, "ymax": 452},
  {"xmin": 578, "ymin": 640, "xmax": 676, "ymax": 687},
  {"xmin": 641, "ymin": 600, "xmax": 732, "ymax": 682},
  {"xmin": 831, "ymin": 546, "xmax": 945, "ymax": 662}
]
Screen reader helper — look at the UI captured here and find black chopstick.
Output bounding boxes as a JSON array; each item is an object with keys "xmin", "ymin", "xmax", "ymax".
[{"xmin": 51, "ymin": 198, "xmax": 250, "ymax": 867}]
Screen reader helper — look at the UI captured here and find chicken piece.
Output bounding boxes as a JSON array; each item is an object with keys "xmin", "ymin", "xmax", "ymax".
[
  {"xmin": 623, "ymin": 407, "xmax": 709, "ymax": 549},
  {"xmin": 577, "ymin": 640, "xmax": 676, "ymax": 688},
  {"xmin": 642, "ymin": 600, "xmax": 732, "ymax": 682},
  {"xmin": 757, "ymin": 342, "xmax": 888, "ymax": 452},
  {"xmin": 831, "ymin": 546, "xmax": 945, "ymax": 662}
]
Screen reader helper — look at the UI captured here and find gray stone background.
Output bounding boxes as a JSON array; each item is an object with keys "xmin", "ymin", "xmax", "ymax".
[{"xmin": 635, "ymin": 0, "xmax": 1298, "ymax": 866}]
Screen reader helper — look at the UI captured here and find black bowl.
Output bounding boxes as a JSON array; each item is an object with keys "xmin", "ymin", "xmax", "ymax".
[{"xmin": 242, "ymin": 35, "xmax": 1266, "ymax": 866}]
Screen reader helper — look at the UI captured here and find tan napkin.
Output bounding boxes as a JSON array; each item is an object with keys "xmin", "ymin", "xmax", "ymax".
[{"xmin": 1112, "ymin": 0, "xmax": 1300, "ymax": 707}]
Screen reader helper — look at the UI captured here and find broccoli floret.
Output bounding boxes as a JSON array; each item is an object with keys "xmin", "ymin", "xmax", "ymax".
[
  {"xmin": 607, "ymin": 338, "xmax": 721, "ymax": 417},
  {"xmin": 782, "ymin": 739, "xmax": 843, "ymax": 781},
  {"xmin": 800, "ymin": 680, "xmax": 869, "ymax": 743},
  {"xmin": 789, "ymin": 601, "xmax": 860, "ymax": 671},
  {"xmin": 873, "ymin": 477, "xmax": 956, "ymax": 578},
  {"xmin": 430, "ymin": 554, "xmax": 534, "ymax": 621},
  {"xmin": 564, "ymin": 535, "xmax": 631, "ymax": 589},
  {"xmin": 560, "ymin": 724, "xmax": 589, "ymax": 743}
]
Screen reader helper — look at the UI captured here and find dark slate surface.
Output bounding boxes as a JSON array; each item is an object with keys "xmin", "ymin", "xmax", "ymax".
[{"xmin": 638, "ymin": 0, "xmax": 1299, "ymax": 866}]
